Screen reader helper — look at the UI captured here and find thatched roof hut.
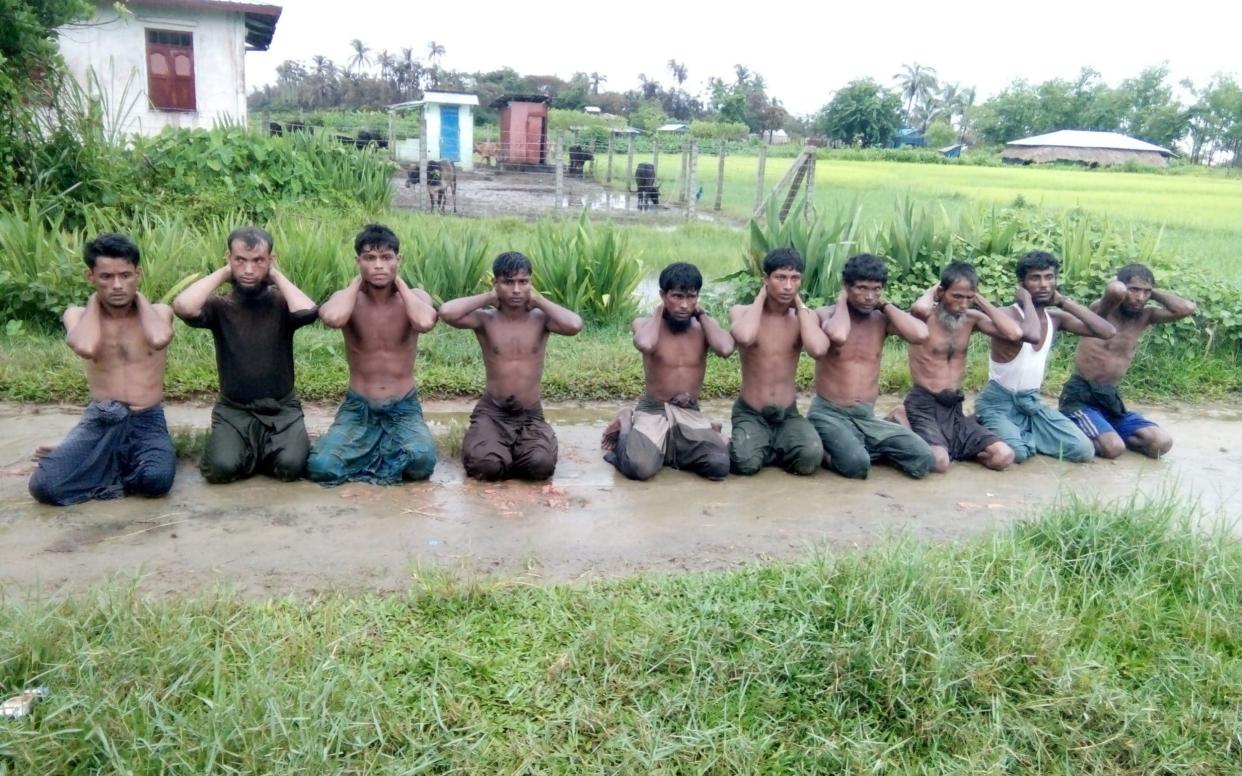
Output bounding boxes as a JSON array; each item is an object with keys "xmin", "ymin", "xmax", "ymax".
[{"xmin": 1002, "ymin": 130, "xmax": 1174, "ymax": 167}]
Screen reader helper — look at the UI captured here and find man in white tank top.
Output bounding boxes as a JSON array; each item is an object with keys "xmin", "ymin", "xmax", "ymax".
[{"xmin": 973, "ymin": 251, "xmax": 1116, "ymax": 464}]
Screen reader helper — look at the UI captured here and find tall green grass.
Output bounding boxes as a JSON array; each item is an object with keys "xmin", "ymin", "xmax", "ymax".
[{"xmin": 1, "ymin": 498, "xmax": 1239, "ymax": 772}]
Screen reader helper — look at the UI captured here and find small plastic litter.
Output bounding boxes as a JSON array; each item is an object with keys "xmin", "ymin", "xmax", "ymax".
[{"xmin": 1, "ymin": 688, "xmax": 48, "ymax": 719}]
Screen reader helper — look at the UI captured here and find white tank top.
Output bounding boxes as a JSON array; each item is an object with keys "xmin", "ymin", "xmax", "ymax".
[{"xmin": 988, "ymin": 307, "xmax": 1055, "ymax": 392}]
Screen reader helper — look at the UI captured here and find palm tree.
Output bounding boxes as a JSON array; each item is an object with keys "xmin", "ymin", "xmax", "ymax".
[
  {"xmin": 376, "ymin": 50, "xmax": 394, "ymax": 81},
  {"xmin": 348, "ymin": 39, "xmax": 371, "ymax": 73},
  {"xmin": 894, "ymin": 62, "xmax": 938, "ymax": 125},
  {"xmin": 426, "ymin": 40, "xmax": 445, "ymax": 68},
  {"xmin": 667, "ymin": 59, "xmax": 687, "ymax": 87},
  {"xmin": 589, "ymin": 71, "xmax": 606, "ymax": 95}
]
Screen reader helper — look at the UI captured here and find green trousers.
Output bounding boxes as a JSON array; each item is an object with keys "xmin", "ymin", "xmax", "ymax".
[{"xmin": 728, "ymin": 398, "xmax": 822, "ymax": 476}]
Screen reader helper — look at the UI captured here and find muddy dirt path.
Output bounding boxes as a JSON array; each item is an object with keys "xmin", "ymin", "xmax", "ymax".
[{"xmin": 0, "ymin": 399, "xmax": 1238, "ymax": 599}]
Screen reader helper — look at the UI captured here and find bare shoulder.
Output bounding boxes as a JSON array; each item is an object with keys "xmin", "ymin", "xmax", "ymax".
[
  {"xmin": 63, "ymin": 305, "xmax": 86, "ymax": 327},
  {"xmin": 631, "ymin": 315, "xmax": 651, "ymax": 333}
]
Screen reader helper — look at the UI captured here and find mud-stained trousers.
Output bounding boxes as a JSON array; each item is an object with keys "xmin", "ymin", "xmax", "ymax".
[
  {"xmin": 728, "ymin": 398, "xmax": 822, "ymax": 476},
  {"xmin": 807, "ymin": 395, "xmax": 935, "ymax": 479},
  {"xmin": 974, "ymin": 380, "xmax": 1094, "ymax": 464},
  {"xmin": 201, "ymin": 391, "xmax": 310, "ymax": 483},
  {"xmin": 307, "ymin": 388, "xmax": 436, "ymax": 486},
  {"xmin": 610, "ymin": 395, "xmax": 729, "ymax": 481},
  {"xmin": 463, "ymin": 393, "xmax": 558, "ymax": 481},
  {"xmin": 29, "ymin": 400, "xmax": 176, "ymax": 506}
]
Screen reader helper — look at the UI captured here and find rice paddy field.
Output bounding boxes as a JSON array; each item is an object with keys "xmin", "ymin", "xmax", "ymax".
[{"xmin": 627, "ymin": 156, "xmax": 1242, "ymax": 280}]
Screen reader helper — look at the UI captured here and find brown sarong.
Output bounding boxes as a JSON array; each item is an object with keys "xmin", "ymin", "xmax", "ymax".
[
  {"xmin": 605, "ymin": 394, "xmax": 729, "ymax": 481},
  {"xmin": 463, "ymin": 393, "xmax": 558, "ymax": 481},
  {"xmin": 903, "ymin": 385, "xmax": 998, "ymax": 462}
]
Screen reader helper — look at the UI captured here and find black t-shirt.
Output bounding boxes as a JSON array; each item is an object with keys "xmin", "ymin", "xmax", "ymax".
[{"xmin": 181, "ymin": 287, "xmax": 317, "ymax": 403}]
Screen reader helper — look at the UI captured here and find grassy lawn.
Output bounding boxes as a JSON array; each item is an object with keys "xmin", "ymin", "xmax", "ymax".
[
  {"xmin": 616, "ymin": 157, "xmax": 1242, "ymax": 278},
  {"xmin": 1, "ymin": 499, "xmax": 1239, "ymax": 772}
]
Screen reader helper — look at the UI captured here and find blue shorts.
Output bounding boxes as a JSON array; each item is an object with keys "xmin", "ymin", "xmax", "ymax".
[{"xmin": 1066, "ymin": 405, "xmax": 1156, "ymax": 441}]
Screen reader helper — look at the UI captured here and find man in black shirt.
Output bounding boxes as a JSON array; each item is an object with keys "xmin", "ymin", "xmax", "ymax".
[{"xmin": 173, "ymin": 227, "xmax": 318, "ymax": 483}]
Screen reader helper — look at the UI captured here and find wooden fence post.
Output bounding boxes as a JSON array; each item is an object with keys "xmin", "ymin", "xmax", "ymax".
[
  {"xmin": 678, "ymin": 141, "xmax": 689, "ymax": 204},
  {"xmin": 626, "ymin": 136, "xmax": 635, "ymax": 192},
  {"xmin": 687, "ymin": 142, "xmax": 699, "ymax": 220},
  {"xmin": 804, "ymin": 147, "xmax": 816, "ymax": 218},
  {"xmin": 418, "ymin": 107, "xmax": 428, "ymax": 211},
  {"xmin": 554, "ymin": 131, "xmax": 565, "ymax": 210},
  {"xmin": 387, "ymin": 110, "xmax": 396, "ymax": 161},
  {"xmin": 714, "ymin": 141, "xmax": 726, "ymax": 212},
  {"xmin": 606, "ymin": 132, "xmax": 615, "ymax": 184},
  {"xmin": 753, "ymin": 144, "xmax": 767, "ymax": 213}
]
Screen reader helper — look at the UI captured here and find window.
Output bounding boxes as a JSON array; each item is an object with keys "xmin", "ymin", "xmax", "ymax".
[{"xmin": 146, "ymin": 29, "xmax": 195, "ymax": 111}]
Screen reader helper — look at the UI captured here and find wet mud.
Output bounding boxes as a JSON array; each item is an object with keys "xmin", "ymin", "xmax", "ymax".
[
  {"xmin": 392, "ymin": 170, "xmax": 729, "ymax": 223},
  {"xmin": 0, "ymin": 399, "xmax": 1238, "ymax": 599}
]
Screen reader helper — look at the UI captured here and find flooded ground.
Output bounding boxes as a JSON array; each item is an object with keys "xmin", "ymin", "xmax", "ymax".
[
  {"xmin": 0, "ymin": 398, "xmax": 1239, "ymax": 599},
  {"xmin": 392, "ymin": 169, "xmax": 730, "ymax": 223}
]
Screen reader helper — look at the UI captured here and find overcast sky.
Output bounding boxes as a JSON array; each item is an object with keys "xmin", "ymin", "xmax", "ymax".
[{"xmin": 247, "ymin": 0, "xmax": 1241, "ymax": 116}]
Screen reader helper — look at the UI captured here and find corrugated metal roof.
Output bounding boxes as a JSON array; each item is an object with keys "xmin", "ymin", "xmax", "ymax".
[
  {"xmin": 1006, "ymin": 130, "xmax": 1172, "ymax": 156},
  {"xmin": 388, "ymin": 93, "xmax": 479, "ymax": 111},
  {"xmin": 127, "ymin": 0, "xmax": 281, "ymax": 50}
]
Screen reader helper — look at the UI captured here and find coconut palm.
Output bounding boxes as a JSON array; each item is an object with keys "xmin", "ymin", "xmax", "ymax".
[
  {"xmin": 348, "ymin": 39, "xmax": 371, "ymax": 73},
  {"xmin": 667, "ymin": 59, "xmax": 687, "ymax": 87},
  {"xmin": 427, "ymin": 41, "xmax": 445, "ymax": 68},
  {"xmin": 894, "ymin": 62, "xmax": 938, "ymax": 125},
  {"xmin": 589, "ymin": 72, "xmax": 606, "ymax": 95}
]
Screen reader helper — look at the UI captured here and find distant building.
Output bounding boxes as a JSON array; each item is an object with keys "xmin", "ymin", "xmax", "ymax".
[
  {"xmin": 390, "ymin": 91, "xmax": 479, "ymax": 170},
  {"xmin": 490, "ymin": 94, "xmax": 550, "ymax": 167},
  {"xmin": 1002, "ymin": 130, "xmax": 1175, "ymax": 167},
  {"xmin": 891, "ymin": 127, "xmax": 926, "ymax": 148},
  {"xmin": 56, "ymin": 0, "xmax": 280, "ymax": 135}
]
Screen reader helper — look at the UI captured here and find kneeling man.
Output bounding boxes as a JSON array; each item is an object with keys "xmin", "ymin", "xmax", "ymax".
[
  {"xmin": 307, "ymin": 224, "xmax": 439, "ymax": 485},
  {"xmin": 173, "ymin": 227, "xmax": 318, "ymax": 483},
  {"xmin": 29, "ymin": 233, "xmax": 176, "ymax": 505},
  {"xmin": 1059, "ymin": 263, "xmax": 1194, "ymax": 459},
  {"xmin": 440, "ymin": 252, "xmax": 583, "ymax": 480},
  {"xmin": 903, "ymin": 262, "xmax": 1023, "ymax": 472},
  {"xmin": 604, "ymin": 262, "xmax": 734, "ymax": 480}
]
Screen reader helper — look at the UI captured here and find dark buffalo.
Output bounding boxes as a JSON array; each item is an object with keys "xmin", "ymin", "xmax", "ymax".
[
  {"xmin": 567, "ymin": 145, "xmax": 594, "ymax": 177},
  {"xmin": 635, "ymin": 162, "xmax": 659, "ymax": 210}
]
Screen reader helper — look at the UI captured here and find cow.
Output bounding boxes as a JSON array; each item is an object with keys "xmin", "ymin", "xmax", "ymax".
[
  {"xmin": 634, "ymin": 162, "xmax": 659, "ymax": 211},
  {"xmin": 567, "ymin": 145, "xmax": 594, "ymax": 177},
  {"xmin": 474, "ymin": 142, "xmax": 499, "ymax": 167},
  {"xmin": 426, "ymin": 160, "xmax": 457, "ymax": 214}
]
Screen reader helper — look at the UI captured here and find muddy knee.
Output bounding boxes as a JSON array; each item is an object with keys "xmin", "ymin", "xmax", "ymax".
[
  {"xmin": 27, "ymin": 469, "xmax": 66, "ymax": 506},
  {"xmin": 983, "ymin": 442, "xmax": 1014, "ymax": 471},
  {"xmin": 729, "ymin": 448, "xmax": 765, "ymax": 476},
  {"xmin": 931, "ymin": 447, "xmax": 951, "ymax": 474},
  {"xmin": 465, "ymin": 452, "xmax": 508, "ymax": 481},
  {"xmin": 786, "ymin": 443, "xmax": 823, "ymax": 477},
  {"xmin": 402, "ymin": 445, "xmax": 437, "ymax": 481},
  {"xmin": 699, "ymin": 452, "xmax": 730, "ymax": 481},
  {"xmin": 128, "ymin": 458, "xmax": 176, "ymax": 497},
  {"xmin": 827, "ymin": 446, "xmax": 870, "ymax": 479},
  {"xmin": 1095, "ymin": 433, "xmax": 1127, "ymax": 459}
]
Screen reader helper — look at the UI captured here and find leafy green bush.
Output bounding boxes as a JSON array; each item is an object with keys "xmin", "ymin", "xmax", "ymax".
[
  {"xmin": 531, "ymin": 211, "xmax": 643, "ymax": 326},
  {"xmin": 731, "ymin": 199, "xmax": 1242, "ymax": 357},
  {"xmin": 403, "ymin": 224, "xmax": 492, "ymax": 306}
]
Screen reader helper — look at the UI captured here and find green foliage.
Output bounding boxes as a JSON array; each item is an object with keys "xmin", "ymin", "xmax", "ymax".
[
  {"xmin": 403, "ymin": 224, "xmax": 492, "ymax": 306},
  {"xmin": 923, "ymin": 119, "xmax": 956, "ymax": 148},
  {"xmin": 732, "ymin": 198, "xmax": 1242, "ymax": 356},
  {"xmin": 532, "ymin": 211, "xmax": 642, "ymax": 326},
  {"xmin": 129, "ymin": 126, "xmax": 394, "ymax": 223},
  {"xmin": 689, "ymin": 120, "xmax": 749, "ymax": 141},
  {"xmin": 738, "ymin": 194, "xmax": 864, "ymax": 304},
  {"xmin": 814, "ymin": 79, "xmax": 904, "ymax": 148},
  {"xmin": 3, "ymin": 500, "xmax": 1242, "ymax": 771}
]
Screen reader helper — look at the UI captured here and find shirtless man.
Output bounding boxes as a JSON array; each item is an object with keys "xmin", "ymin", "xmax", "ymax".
[
  {"xmin": 1059, "ymin": 263, "xmax": 1194, "ymax": 459},
  {"xmin": 974, "ymin": 250, "xmax": 1115, "ymax": 464},
  {"xmin": 807, "ymin": 253, "xmax": 935, "ymax": 479},
  {"xmin": 29, "ymin": 233, "xmax": 177, "ymax": 506},
  {"xmin": 728, "ymin": 248, "xmax": 829, "ymax": 476},
  {"xmin": 440, "ymin": 251, "xmax": 583, "ymax": 480},
  {"xmin": 306, "ymin": 224, "xmax": 439, "ymax": 485},
  {"xmin": 902, "ymin": 261, "xmax": 1024, "ymax": 472},
  {"xmin": 603, "ymin": 262, "xmax": 735, "ymax": 481},
  {"xmin": 173, "ymin": 227, "xmax": 318, "ymax": 483}
]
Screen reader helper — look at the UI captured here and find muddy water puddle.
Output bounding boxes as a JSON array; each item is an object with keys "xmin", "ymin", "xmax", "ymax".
[{"xmin": 0, "ymin": 399, "xmax": 1238, "ymax": 598}]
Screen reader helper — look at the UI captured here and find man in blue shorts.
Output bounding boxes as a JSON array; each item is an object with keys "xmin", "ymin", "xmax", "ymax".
[{"xmin": 1059, "ymin": 264, "xmax": 1195, "ymax": 459}]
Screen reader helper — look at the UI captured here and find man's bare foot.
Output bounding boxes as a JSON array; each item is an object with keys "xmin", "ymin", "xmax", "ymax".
[
  {"xmin": 886, "ymin": 405, "xmax": 911, "ymax": 429},
  {"xmin": 32, "ymin": 445, "xmax": 55, "ymax": 462}
]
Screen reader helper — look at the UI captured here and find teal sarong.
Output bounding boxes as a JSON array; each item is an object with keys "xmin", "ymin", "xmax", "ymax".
[{"xmin": 307, "ymin": 388, "xmax": 437, "ymax": 486}]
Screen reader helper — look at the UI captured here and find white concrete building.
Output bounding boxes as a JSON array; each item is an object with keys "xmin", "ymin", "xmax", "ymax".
[
  {"xmin": 57, "ymin": 0, "xmax": 280, "ymax": 136},
  {"xmin": 389, "ymin": 92, "xmax": 480, "ymax": 171}
]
